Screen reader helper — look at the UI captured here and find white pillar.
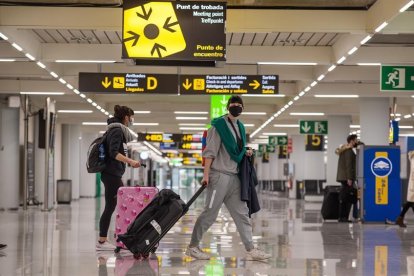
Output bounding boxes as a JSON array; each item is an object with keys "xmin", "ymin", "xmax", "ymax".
[
  {"xmin": 359, "ymin": 98, "xmax": 389, "ymax": 146},
  {"xmin": 327, "ymin": 115, "xmax": 351, "ymax": 186},
  {"xmin": 61, "ymin": 125, "xmax": 80, "ymax": 200},
  {"xmin": 289, "ymin": 135, "xmax": 305, "ymax": 198},
  {"xmin": 0, "ymin": 106, "xmax": 20, "ymax": 209},
  {"xmin": 79, "ymin": 132, "xmax": 97, "ymax": 197}
]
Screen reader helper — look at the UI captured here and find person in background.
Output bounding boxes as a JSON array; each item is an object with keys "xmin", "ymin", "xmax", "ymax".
[
  {"xmin": 396, "ymin": 150, "xmax": 414, "ymax": 227},
  {"xmin": 186, "ymin": 95, "xmax": 271, "ymax": 261},
  {"xmin": 96, "ymin": 105, "xmax": 141, "ymax": 251},
  {"xmin": 336, "ymin": 134, "xmax": 359, "ymax": 223}
]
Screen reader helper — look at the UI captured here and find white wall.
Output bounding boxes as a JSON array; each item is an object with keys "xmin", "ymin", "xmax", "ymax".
[{"xmin": 79, "ymin": 132, "xmax": 97, "ymax": 197}]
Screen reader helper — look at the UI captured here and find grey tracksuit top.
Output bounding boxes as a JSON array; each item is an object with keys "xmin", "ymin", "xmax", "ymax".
[{"xmin": 202, "ymin": 115, "xmax": 242, "ymax": 175}]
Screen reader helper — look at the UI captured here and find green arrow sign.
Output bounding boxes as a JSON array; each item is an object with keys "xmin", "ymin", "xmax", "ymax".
[
  {"xmin": 269, "ymin": 136, "xmax": 288, "ymax": 146},
  {"xmin": 299, "ymin": 120, "xmax": 328, "ymax": 134},
  {"xmin": 210, "ymin": 95, "xmax": 230, "ymax": 120},
  {"xmin": 381, "ymin": 65, "xmax": 414, "ymax": 92},
  {"xmin": 266, "ymin": 145, "xmax": 276, "ymax": 153},
  {"xmin": 258, "ymin": 144, "xmax": 264, "ymax": 153}
]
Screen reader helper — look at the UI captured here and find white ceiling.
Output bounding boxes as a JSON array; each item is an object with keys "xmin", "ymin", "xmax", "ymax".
[{"xmin": 0, "ymin": 0, "xmax": 413, "ymax": 141}]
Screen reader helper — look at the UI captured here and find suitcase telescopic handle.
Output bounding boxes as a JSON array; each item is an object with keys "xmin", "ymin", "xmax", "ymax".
[{"xmin": 185, "ymin": 183, "xmax": 207, "ymax": 210}]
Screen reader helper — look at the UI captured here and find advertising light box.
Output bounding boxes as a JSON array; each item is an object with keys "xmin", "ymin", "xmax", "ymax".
[{"xmin": 122, "ymin": 1, "xmax": 226, "ymax": 62}]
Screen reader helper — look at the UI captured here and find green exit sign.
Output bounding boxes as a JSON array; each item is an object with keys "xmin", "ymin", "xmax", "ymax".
[
  {"xmin": 269, "ymin": 136, "xmax": 288, "ymax": 146},
  {"xmin": 299, "ymin": 120, "xmax": 328, "ymax": 134},
  {"xmin": 381, "ymin": 65, "xmax": 414, "ymax": 92}
]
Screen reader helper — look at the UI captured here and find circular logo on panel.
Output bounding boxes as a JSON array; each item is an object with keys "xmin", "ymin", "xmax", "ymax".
[{"xmin": 370, "ymin": 157, "xmax": 392, "ymax": 177}]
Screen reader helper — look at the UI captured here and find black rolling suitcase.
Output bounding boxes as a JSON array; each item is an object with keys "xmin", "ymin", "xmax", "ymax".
[
  {"xmin": 117, "ymin": 185, "xmax": 206, "ymax": 258},
  {"xmin": 321, "ymin": 186, "xmax": 341, "ymax": 220}
]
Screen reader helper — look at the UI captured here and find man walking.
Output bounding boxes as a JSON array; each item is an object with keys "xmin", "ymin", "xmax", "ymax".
[
  {"xmin": 186, "ymin": 95, "xmax": 271, "ymax": 261},
  {"xmin": 336, "ymin": 134, "xmax": 359, "ymax": 222}
]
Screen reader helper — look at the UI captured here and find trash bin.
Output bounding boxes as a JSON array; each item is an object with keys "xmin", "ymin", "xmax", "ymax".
[{"xmin": 57, "ymin": 179, "xmax": 72, "ymax": 204}]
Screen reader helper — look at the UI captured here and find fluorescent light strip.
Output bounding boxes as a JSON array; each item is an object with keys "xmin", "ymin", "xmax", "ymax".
[
  {"xmin": 87, "ymin": 98, "xmax": 93, "ymax": 103},
  {"xmin": 11, "ymin": 43, "xmax": 22, "ymax": 51},
  {"xmin": 175, "ymin": 117, "xmax": 208, "ymax": 120},
  {"xmin": 400, "ymin": 126, "xmax": 414, "ymax": 129},
  {"xmin": 317, "ymin": 74, "xmax": 325, "ymax": 81},
  {"xmin": 290, "ymin": 112, "xmax": 325, "ymax": 116},
  {"xmin": 304, "ymin": 86, "xmax": 311, "ymax": 92},
  {"xmin": 244, "ymin": 124, "xmax": 255, "ymax": 127},
  {"xmin": 310, "ymin": 81, "xmax": 317, "ymax": 87},
  {"xmin": 105, "ymin": 112, "xmax": 110, "ymax": 116},
  {"xmin": 179, "ymin": 127, "xmax": 207, "ymax": 130},
  {"xmin": 299, "ymin": 91, "xmax": 305, "ymax": 97},
  {"xmin": 314, "ymin": 95, "xmax": 359, "ymax": 98},
  {"xmin": 350, "ymin": 125, "xmax": 360, "ymax": 129},
  {"xmin": 0, "ymin": 59, "xmax": 15, "ymax": 62},
  {"xmin": 133, "ymin": 111, "xmax": 151, "ymax": 114},
  {"xmin": 37, "ymin": 62, "xmax": 46, "ymax": 69},
  {"xmin": 82, "ymin": 122, "xmax": 106, "ymax": 125},
  {"xmin": 133, "ymin": 123, "xmax": 159, "ymax": 126},
  {"xmin": 404, "ymin": 114, "xmax": 412, "ymax": 119},
  {"xmin": 178, "ymin": 123, "xmax": 206, "ymax": 126},
  {"xmin": 337, "ymin": 56, "xmax": 346, "ymax": 64},
  {"xmin": 294, "ymin": 96, "xmax": 300, "ymax": 101},
  {"xmin": 66, "ymin": 84, "xmax": 74, "ymax": 90},
  {"xmin": 80, "ymin": 93, "xmax": 86, "ymax": 98},
  {"xmin": 50, "ymin": 72, "xmax": 58, "ymax": 78},
  {"xmin": 360, "ymin": 35, "xmax": 372, "ymax": 45},
  {"xmin": 400, "ymin": 0, "xmax": 414, "ymax": 12},
  {"xmin": 58, "ymin": 110, "xmax": 93, "ymax": 113},
  {"xmin": 92, "ymin": 102, "xmax": 97, "ymax": 107},
  {"xmin": 55, "ymin": 60, "xmax": 116, "ymax": 63},
  {"xmin": 257, "ymin": 62, "xmax": 317, "ymax": 66},
  {"xmin": 242, "ymin": 94, "xmax": 285, "ymax": 97},
  {"xmin": 274, "ymin": 124, "xmax": 299, "ymax": 128},
  {"xmin": 58, "ymin": 78, "xmax": 66, "ymax": 84},
  {"xmin": 328, "ymin": 65, "xmax": 336, "ymax": 72},
  {"xmin": 0, "ymin": 32, "xmax": 8, "ymax": 40},
  {"xmin": 20, "ymin": 91, "xmax": 64, "ymax": 95},
  {"xmin": 73, "ymin": 89, "xmax": 80, "ymax": 95},
  {"xmin": 375, "ymin": 21, "xmax": 388, "ymax": 33},
  {"xmin": 391, "ymin": 113, "xmax": 401, "ymax": 116},
  {"xmin": 25, "ymin": 53, "xmax": 35, "ymax": 61},
  {"xmin": 347, "ymin": 47, "xmax": 358, "ymax": 55},
  {"xmin": 357, "ymin": 63, "xmax": 381, "ymax": 66},
  {"xmin": 101, "ymin": 109, "xmax": 106, "ymax": 113},
  {"xmin": 174, "ymin": 111, "xmax": 208, "ymax": 114},
  {"xmin": 262, "ymin": 132, "xmax": 287, "ymax": 136},
  {"xmin": 288, "ymin": 101, "xmax": 293, "ymax": 105},
  {"xmin": 243, "ymin": 112, "xmax": 267, "ymax": 115}
]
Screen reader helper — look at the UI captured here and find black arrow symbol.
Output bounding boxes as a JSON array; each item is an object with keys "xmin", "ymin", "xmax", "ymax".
[
  {"xmin": 151, "ymin": 43, "xmax": 167, "ymax": 58},
  {"xmin": 163, "ymin": 17, "xmax": 179, "ymax": 33},
  {"xmin": 123, "ymin": 31, "xmax": 140, "ymax": 47},
  {"xmin": 136, "ymin": 5, "xmax": 152, "ymax": 21}
]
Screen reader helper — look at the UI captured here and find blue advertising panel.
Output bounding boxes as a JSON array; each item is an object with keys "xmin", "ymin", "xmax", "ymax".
[{"xmin": 362, "ymin": 146, "xmax": 401, "ymax": 222}]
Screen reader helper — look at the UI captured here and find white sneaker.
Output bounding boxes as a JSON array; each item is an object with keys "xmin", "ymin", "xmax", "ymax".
[
  {"xmin": 246, "ymin": 248, "xmax": 271, "ymax": 261},
  {"xmin": 96, "ymin": 241, "xmax": 116, "ymax": 251},
  {"xmin": 185, "ymin": 246, "xmax": 210, "ymax": 260}
]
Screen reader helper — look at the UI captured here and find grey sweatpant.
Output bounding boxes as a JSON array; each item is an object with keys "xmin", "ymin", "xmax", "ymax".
[{"xmin": 190, "ymin": 170, "xmax": 254, "ymax": 251}]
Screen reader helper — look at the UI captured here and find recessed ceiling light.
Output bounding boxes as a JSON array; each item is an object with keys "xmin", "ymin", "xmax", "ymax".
[
  {"xmin": 347, "ymin": 47, "xmax": 358, "ymax": 55},
  {"xmin": 11, "ymin": 43, "xmax": 22, "ymax": 51},
  {"xmin": 257, "ymin": 62, "xmax": 317, "ymax": 66},
  {"xmin": 357, "ymin": 63, "xmax": 381, "ymax": 66},
  {"xmin": 262, "ymin": 132, "xmax": 287, "ymax": 136},
  {"xmin": 375, "ymin": 21, "xmax": 388, "ymax": 33},
  {"xmin": 244, "ymin": 124, "xmax": 255, "ymax": 127},
  {"xmin": 58, "ymin": 78, "xmax": 66, "ymax": 84},
  {"xmin": 243, "ymin": 112, "xmax": 267, "ymax": 115},
  {"xmin": 337, "ymin": 56, "xmax": 346, "ymax": 64},
  {"xmin": 274, "ymin": 124, "xmax": 299, "ymax": 128},
  {"xmin": 360, "ymin": 35, "xmax": 372, "ymax": 45},
  {"xmin": 317, "ymin": 75, "xmax": 325, "ymax": 81},
  {"xmin": 82, "ymin": 122, "xmax": 106, "ymax": 126},
  {"xmin": 178, "ymin": 123, "xmax": 206, "ymax": 126},
  {"xmin": 25, "ymin": 53, "xmax": 35, "ymax": 61},
  {"xmin": 399, "ymin": 125, "xmax": 414, "ymax": 129},
  {"xmin": 50, "ymin": 72, "xmax": 59, "ymax": 78},
  {"xmin": 174, "ymin": 111, "xmax": 208, "ymax": 114},
  {"xmin": 400, "ymin": 0, "xmax": 414, "ymax": 12},
  {"xmin": 133, "ymin": 111, "xmax": 151, "ymax": 114},
  {"xmin": 179, "ymin": 127, "xmax": 208, "ymax": 130},
  {"xmin": 242, "ymin": 94, "xmax": 285, "ymax": 97},
  {"xmin": 58, "ymin": 110, "xmax": 93, "ymax": 113},
  {"xmin": 0, "ymin": 32, "xmax": 9, "ymax": 40},
  {"xmin": 133, "ymin": 123, "xmax": 159, "ymax": 126},
  {"xmin": 37, "ymin": 62, "xmax": 46, "ymax": 68},
  {"xmin": 314, "ymin": 95, "xmax": 359, "ymax": 98},
  {"xmin": 55, "ymin": 60, "xmax": 116, "ymax": 63},
  {"xmin": 0, "ymin": 59, "xmax": 16, "ymax": 62},
  {"xmin": 175, "ymin": 117, "xmax": 208, "ymax": 120},
  {"xmin": 290, "ymin": 112, "xmax": 325, "ymax": 116},
  {"xmin": 20, "ymin": 92, "xmax": 65, "ymax": 95},
  {"xmin": 328, "ymin": 65, "xmax": 336, "ymax": 72},
  {"xmin": 350, "ymin": 125, "xmax": 360, "ymax": 129}
]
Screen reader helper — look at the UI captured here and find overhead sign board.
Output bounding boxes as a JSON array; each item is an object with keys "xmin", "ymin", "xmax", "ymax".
[
  {"xmin": 78, "ymin": 73, "xmax": 177, "ymax": 94},
  {"xmin": 381, "ymin": 65, "xmax": 414, "ymax": 92},
  {"xmin": 122, "ymin": 1, "xmax": 226, "ymax": 62},
  {"xmin": 299, "ymin": 120, "xmax": 328, "ymax": 135},
  {"xmin": 269, "ymin": 136, "xmax": 288, "ymax": 146},
  {"xmin": 180, "ymin": 75, "xmax": 279, "ymax": 95},
  {"xmin": 138, "ymin": 133, "xmax": 202, "ymax": 143}
]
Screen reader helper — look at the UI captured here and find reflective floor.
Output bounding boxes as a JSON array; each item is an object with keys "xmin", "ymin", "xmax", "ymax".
[{"xmin": 1, "ymin": 188, "xmax": 414, "ymax": 276}]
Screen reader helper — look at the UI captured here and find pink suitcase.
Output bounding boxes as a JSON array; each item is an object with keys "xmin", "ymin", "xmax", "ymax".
[{"xmin": 114, "ymin": 186, "xmax": 158, "ymax": 252}]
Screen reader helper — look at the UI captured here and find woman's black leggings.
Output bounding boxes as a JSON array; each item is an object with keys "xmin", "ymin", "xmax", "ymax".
[
  {"xmin": 400, "ymin": 201, "xmax": 414, "ymax": 218},
  {"xmin": 99, "ymin": 173, "xmax": 123, "ymax": 237}
]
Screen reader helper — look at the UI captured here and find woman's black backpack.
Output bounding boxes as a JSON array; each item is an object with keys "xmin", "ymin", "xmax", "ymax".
[{"xmin": 86, "ymin": 132, "xmax": 108, "ymax": 173}]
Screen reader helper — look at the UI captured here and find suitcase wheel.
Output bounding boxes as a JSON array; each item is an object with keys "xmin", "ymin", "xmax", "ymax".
[
  {"xmin": 142, "ymin": 253, "xmax": 150, "ymax": 259},
  {"xmin": 114, "ymin": 247, "xmax": 121, "ymax": 253}
]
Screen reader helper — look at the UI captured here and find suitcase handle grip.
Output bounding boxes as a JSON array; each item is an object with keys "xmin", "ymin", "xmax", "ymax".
[{"xmin": 184, "ymin": 184, "xmax": 207, "ymax": 212}]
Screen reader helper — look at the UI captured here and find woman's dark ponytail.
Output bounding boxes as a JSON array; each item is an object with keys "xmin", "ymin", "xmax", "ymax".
[{"xmin": 114, "ymin": 105, "xmax": 134, "ymax": 120}]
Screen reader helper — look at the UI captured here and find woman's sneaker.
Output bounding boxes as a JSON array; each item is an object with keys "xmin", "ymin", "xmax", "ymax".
[
  {"xmin": 185, "ymin": 246, "xmax": 210, "ymax": 260},
  {"xmin": 96, "ymin": 241, "xmax": 116, "ymax": 251},
  {"xmin": 246, "ymin": 248, "xmax": 271, "ymax": 261}
]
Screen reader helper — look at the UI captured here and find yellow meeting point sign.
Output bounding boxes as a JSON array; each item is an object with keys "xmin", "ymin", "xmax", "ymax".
[{"xmin": 123, "ymin": 2, "xmax": 186, "ymax": 58}]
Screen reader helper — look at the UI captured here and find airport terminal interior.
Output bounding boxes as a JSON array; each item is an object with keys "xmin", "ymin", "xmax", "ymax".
[{"xmin": 1, "ymin": 0, "xmax": 414, "ymax": 275}]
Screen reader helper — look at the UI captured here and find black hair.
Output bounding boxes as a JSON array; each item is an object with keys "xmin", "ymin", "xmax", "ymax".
[
  {"xmin": 347, "ymin": 134, "xmax": 358, "ymax": 143},
  {"xmin": 114, "ymin": 105, "xmax": 134, "ymax": 120},
  {"xmin": 226, "ymin": 95, "xmax": 244, "ymax": 109}
]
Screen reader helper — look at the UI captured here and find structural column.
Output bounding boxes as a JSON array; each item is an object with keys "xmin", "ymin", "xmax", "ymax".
[
  {"xmin": 326, "ymin": 115, "xmax": 352, "ymax": 186},
  {"xmin": 359, "ymin": 97, "xmax": 389, "ymax": 146},
  {"xmin": 0, "ymin": 105, "xmax": 20, "ymax": 209},
  {"xmin": 79, "ymin": 132, "xmax": 97, "ymax": 197},
  {"xmin": 61, "ymin": 124, "xmax": 80, "ymax": 200}
]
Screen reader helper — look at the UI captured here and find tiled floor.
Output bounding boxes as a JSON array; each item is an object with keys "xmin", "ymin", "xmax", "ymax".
[{"xmin": 1, "ymin": 188, "xmax": 414, "ymax": 275}]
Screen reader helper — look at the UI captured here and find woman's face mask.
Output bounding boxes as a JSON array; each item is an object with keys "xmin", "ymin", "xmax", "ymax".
[
  {"xmin": 128, "ymin": 117, "xmax": 134, "ymax": 127},
  {"xmin": 229, "ymin": 105, "xmax": 243, "ymax": 117}
]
